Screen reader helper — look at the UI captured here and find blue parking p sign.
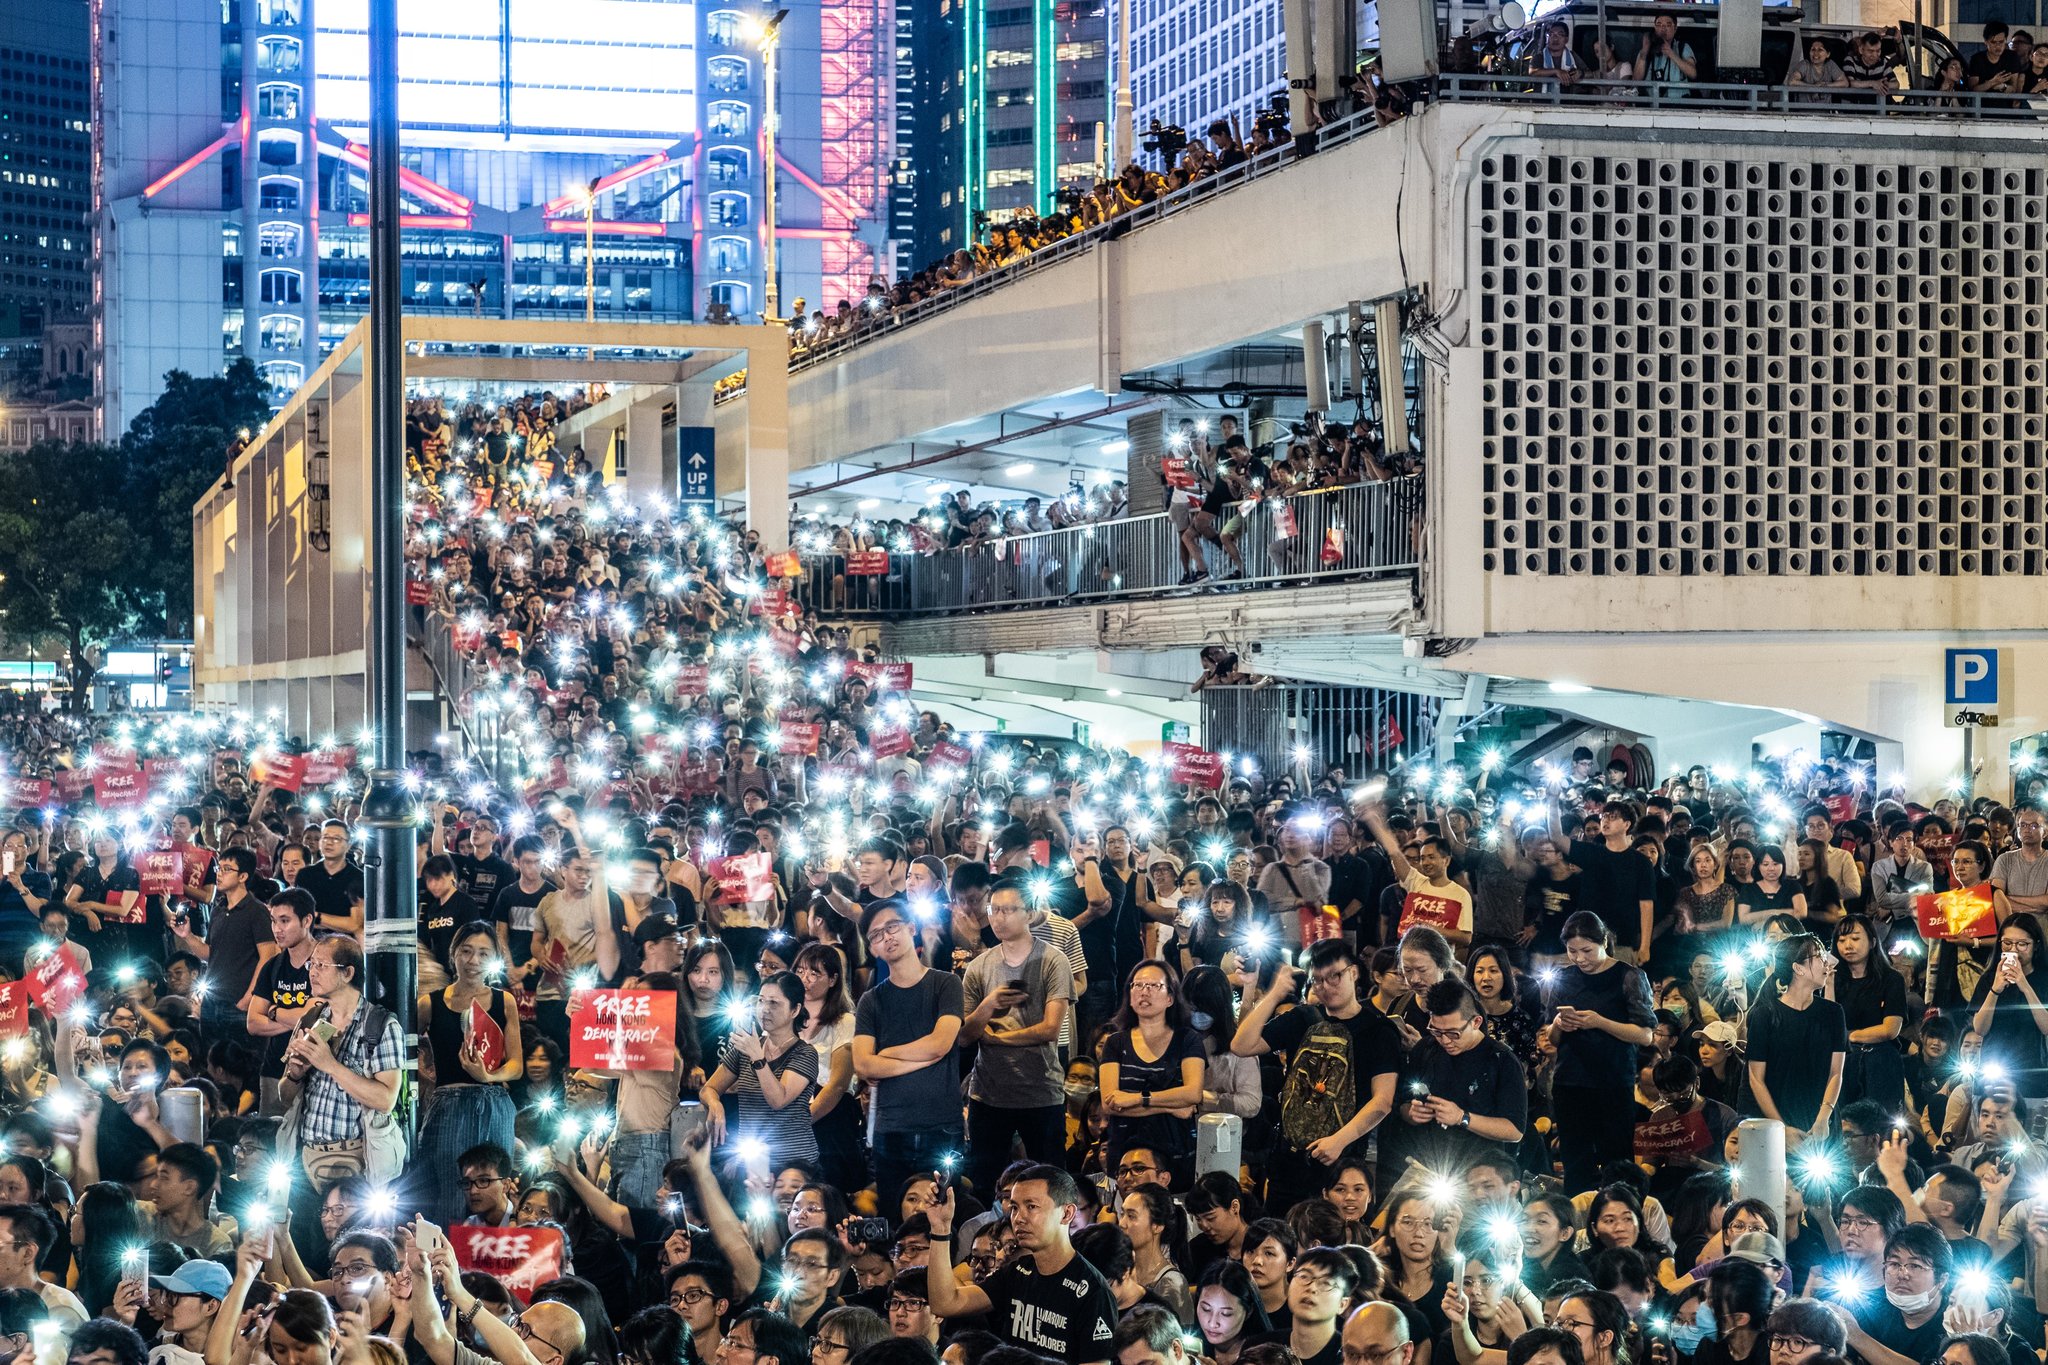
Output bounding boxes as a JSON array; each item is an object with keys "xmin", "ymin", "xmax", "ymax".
[{"xmin": 1946, "ymin": 649, "xmax": 1999, "ymax": 706}]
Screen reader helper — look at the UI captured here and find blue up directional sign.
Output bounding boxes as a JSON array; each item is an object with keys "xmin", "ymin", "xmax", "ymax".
[
  {"xmin": 1945, "ymin": 648, "xmax": 2005, "ymax": 727},
  {"xmin": 678, "ymin": 427, "xmax": 715, "ymax": 511}
]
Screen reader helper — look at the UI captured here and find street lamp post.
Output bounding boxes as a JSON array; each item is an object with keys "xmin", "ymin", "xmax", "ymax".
[
  {"xmin": 756, "ymin": 8, "xmax": 790, "ymax": 323},
  {"xmin": 1114, "ymin": 0, "xmax": 1134, "ymax": 173}
]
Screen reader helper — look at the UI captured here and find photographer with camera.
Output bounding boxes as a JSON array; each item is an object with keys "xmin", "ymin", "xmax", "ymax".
[{"xmin": 1632, "ymin": 16, "xmax": 1697, "ymax": 90}]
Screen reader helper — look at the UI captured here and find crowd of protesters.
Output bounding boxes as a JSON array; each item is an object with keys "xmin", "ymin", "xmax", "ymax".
[{"xmin": 0, "ymin": 400, "xmax": 2037, "ymax": 1365}]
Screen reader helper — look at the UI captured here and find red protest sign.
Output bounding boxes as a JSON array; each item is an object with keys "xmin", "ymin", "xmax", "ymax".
[
  {"xmin": 778, "ymin": 722, "xmax": 821, "ymax": 755},
  {"xmin": 750, "ymin": 587, "xmax": 789, "ymax": 618},
  {"xmin": 143, "ymin": 757, "xmax": 184, "ymax": 790},
  {"xmin": 0, "ymin": 984, "xmax": 27, "ymax": 1038},
  {"xmin": 845, "ymin": 549, "xmax": 889, "ymax": 576},
  {"xmin": 1823, "ymin": 793, "xmax": 1856, "ymax": 825},
  {"xmin": 672, "ymin": 665, "xmax": 710, "ymax": 696},
  {"xmin": 770, "ymin": 626, "xmax": 800, "ymax": 659},
  {"xmin": 171, "ymin": 843, "xmax": 215, "ymax": 895},
  {"xmin": 0, "ymin": 778, "xmax": 50, "ymax": 808},
  {"xmin": 1162, "ymin": 456, "xmax": 1198, "ymax": 490},
  {"xmin": 303, "ymin": 746, "xmax": 358, "ymax": 787},
  {"xmin": 92, "ymin": 768, "xmax": 149, "ymax": 810},
  {"xmin": 1164, "ymin": 741, "xmax": 1224, "ymax": 789},
  {"xmin": 248, "ymin": 752, "xmax": 309, "ymax": 793},
  {"xmin": 24, "ymin": 943, "xmax": 84, "ymax": 1018},
  {"xmin": 568, "ymin": 989, "xmax": 678, "ymax": 1071},
  {"xmin": 680, "ymin": 760, "xmax": 718, "ymax": 795},
  {"xmin": 710, "ymin": 851, "xmax": 778, "ymax": 903},
  {"xmin": 405, "ymin": 579, "xmax": 431, "ymax": 605},
  {"xmin": 467, "ymin": 1000, "xmax": 507, "ymax": 1072},
  {"xmin": 848, "ymin": 661, "xmax": 912, "ymax": 692},
  {"xmin": 1916, "ymin": 885, "xmax": 1996, "ymax": 942},
  {"xmin": 138, "ymin": 851, "xmax": 186, "ymax": 897},
  {"xmin": 91, "ymin": 744, "xmax": 140, "ymax": 773},
  {"xmin": 447, "ymin": 1225, "xmax": 565, "ymax": 1306},
  {"xmin": 766, "ymin": 551, "xmax": 802, "ymax": 579},
  {"xmin": 929, "ymin": 741, "xmax": 972, "ymax": 769},
  {"xmin": 1320, "ymin": 527, "xmax": 1346, "ymax": 564},
  {"xmin": 871, "ymin": 727, "xmax": 913, "ymax": 759},
  {"xmin": 52, "ymin": 769, "xmax": 91, "ymax": 805},
  {"xmin": 1396, "ymin": 885, "xmax": 1469, "ymax": 938},
  {"xmin": 103, "ymin": 889, "xmax": 146, "ymax": 925}
]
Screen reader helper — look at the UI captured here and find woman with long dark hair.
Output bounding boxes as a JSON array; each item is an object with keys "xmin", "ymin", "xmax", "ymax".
[
  {"xmin": 70, "ymin": 1180, "xmax": 142, "ymax": 1315},
  {"xmin": 793, "ymin": 942, "xmax": 866, "ymax": 1194},
  {"xmin": 701, "ymin": 970, "xmax": 820, "ymax": 1172},
  {"xmin": 1097, "ymin": 959, "xmax": 1205, "ymax": 1180},
  {"xmin": 1827, "ymin": 914, "xmax": 1907, "ymax": 1108},
  {"xmin": 1194, "ymin": 1261, "xmax": 1273, "ymax": 1365},
  {"xmin": 1746, "ymin": 934, "xmax": 1847, "ymax": 1143},
  {"xmin": 1119, "ymin": 1181, "xmax": 1194, "ymax": 1321},
  {"xmin": 1181, "ymin": 965, "xmax": 1260, "ymax": 1125},
  {"xmin": 1967, "ymin": 911, "xmax": 2048, "ymax": 1097},
  {"xmin": 414, "ymin": 920, "xmax": 523, "ymax": 1226}
]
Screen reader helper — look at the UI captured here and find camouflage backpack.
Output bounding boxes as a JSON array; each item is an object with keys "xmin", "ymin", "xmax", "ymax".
[{"xmin": 1279, "ymin": 1009, "xmax": 1356, "ymax": 1150}]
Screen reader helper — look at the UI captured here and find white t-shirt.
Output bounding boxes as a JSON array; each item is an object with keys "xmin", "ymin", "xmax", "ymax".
[{"xmin": 1396, "ymin": 868, "xmax": 1474, "ymax": 937}]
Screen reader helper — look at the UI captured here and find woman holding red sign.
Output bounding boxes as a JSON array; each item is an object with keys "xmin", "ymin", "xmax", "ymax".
[
  {"xmin": 413, "ymin": 921, "xmax": 524, "ymax": 1225},
  {"xmin": 66, "ymin": 831, "xmax": 141, "ymax": 966}
]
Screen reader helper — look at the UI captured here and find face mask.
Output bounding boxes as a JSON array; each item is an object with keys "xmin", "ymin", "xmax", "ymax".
[
  {"xmin": 1189, "ymin": 1010, "xmax": 1215, "ymax": 1031},
  {"xmin": 1669, "ymin": 1305, "xmax": 1712, "ymax": 1355},
  {"xmin": 1065, "ymin": 1081, "xmax": 1096, "ymax": 1102},
  {"xmin": 1666, "ymin": 1003, "xmax": 1688, "ymax": 1023},
  {"xmin": 1886, "ymin": 1286, "xmax": 1942, "ymax": 1314}
]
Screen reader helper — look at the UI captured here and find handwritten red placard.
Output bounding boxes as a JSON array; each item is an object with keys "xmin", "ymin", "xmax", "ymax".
[{"xmin": 568, "ymin": 989, "xmax": 677, "ymax": 1071}]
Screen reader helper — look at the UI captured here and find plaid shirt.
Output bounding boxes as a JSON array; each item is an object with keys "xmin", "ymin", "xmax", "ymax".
[{"xmin": 301, "ymin": 1002, "xmax": 404, "ymax": 1146}]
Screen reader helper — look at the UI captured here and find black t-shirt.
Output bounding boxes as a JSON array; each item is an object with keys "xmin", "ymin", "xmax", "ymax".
[
  {"xmin": 1743, "ymin": 991, "xmax": 1850, "ymax": 1130},
  {"xmin": 422, "ymin": 890, "xmax": 480, "ymax": 969},
  {"xmin": 1835, "ymin": 964, "xmax": 1907, "ymax": 1037},
  {"xmin": 1567, "ymin": 840, "xmax": 1654, "ymax": 951},
  {"xmin": 1260, "ymin": 1002, "xmax": 1403, "ymax": 1154},
  {"xmin": 980, "ymin": 1251, "xmax": 1119, "ymax": 1364},
  {"xmin": 297, "ymin": 860, "xmax": 365, "ymax": 927},
  {"xmin": 1251, "ymin": 1331, "xmax": 1341, "ymax": 1365},
  {"xmin": 1386, "ymin": 1034, "xmax": 1530, "ymax": 1172},
  {"xmin": 208, "ymin": 891, "xmax": 276, "ymax": 1002},
  {"xmin": 492, "ymin": 880, "xmax": 550, "ymax": 966},
  {"xmin": 1968, "ymin": 49, "xmax": 2024, "ymax": 89},
  {"xmin": 453, "ymin": 853, "xmax": 517, "ymax": 912},
  {"xmin": 1098, "ymin": 1026, "xmax": 1205, "ymax": 1160},
  {"xmin": 1551, "ymin": 959, "xmax": 1655, "ymax": 1089},
  {"xmin": 1526, "ymin": 871, "xmax": 1580, "ymax": 956},
  {"xmin": 1855, "ymin": 1297, "xmax": 1947, "ymax": 1365},
  {"xmin": 250, "ymin": 949, "xmax": 312, "ymax": 1078}
]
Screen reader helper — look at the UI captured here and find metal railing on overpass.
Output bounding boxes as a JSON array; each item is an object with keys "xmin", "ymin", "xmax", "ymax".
[
  {"xmin": 1201, "ymin": 684, "xmax": 1442, "ymax": 774},
  {"xmin": 801, "ymin": 476, "xmax": 1421, "ymax": 615},
  {"xmin": 756, "ymin": 72, "xmax": 2043, "ymax": 382},
  {"xmin": 414, "ymin": 609, "xmax": 525, "ymax": 790}
]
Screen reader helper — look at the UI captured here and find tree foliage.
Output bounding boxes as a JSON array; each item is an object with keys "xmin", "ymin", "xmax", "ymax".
[{"xmin": 0, "ymin": 360, "xmax": 270, "ymax": 706}]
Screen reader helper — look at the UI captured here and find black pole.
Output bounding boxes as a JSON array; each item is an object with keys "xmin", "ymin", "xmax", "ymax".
[{"xmin": 360, "ymin": 0, "xmax": 419, "ymax": 1142}]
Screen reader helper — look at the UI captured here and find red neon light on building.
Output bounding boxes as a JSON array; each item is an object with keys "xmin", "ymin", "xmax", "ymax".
[{"xmin": 545, "ymin": 218, "xmax": 668, "ymax": 236}]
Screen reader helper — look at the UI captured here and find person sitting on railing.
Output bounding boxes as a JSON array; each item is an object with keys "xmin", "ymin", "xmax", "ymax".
[
  {"xmin": 1632, "ymin": 15, "xmax": 1697, "ymax": 91},
  {"xmin": 1530, "ymin": 23, "xmax": 1583, "ymax": 87},
  {"xmin": 1786, "ymin": 37, "xmax": 1850, "ymax": 97},
  {"xmin": 1178, "ymin": 437, "xmax": 1265, "ymax": 585},
  {"xmin": 1839, "ymin": 31, "xmax": 1898, "ymax": 98}
]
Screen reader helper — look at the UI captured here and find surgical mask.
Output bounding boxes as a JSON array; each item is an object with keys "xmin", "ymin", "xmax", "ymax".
[
  {"xmin": 1065, "ymin": 1081, "xmax": 1096, "ymax": 1103},
  {"xmin": 1189, "ymin": 1010, "xmax": 1215, "ymax": 1031},
  {"xmin": 1886, "ymin": 1285, "xmax": 1942, "ymax": 1314},
  {"xmin": 1669, "ymin": 1305, "xmax": 1713, "ymax": 1354}
]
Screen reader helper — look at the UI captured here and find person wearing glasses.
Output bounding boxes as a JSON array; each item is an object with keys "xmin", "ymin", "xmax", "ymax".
[
  {"xmin": 1245, "ymin": 1246, "xmax": 1359, "ymax": 1365},
  {"xmin": 665, "ymin": 1261, "xmax": 735, "ymax": 1364},
  {"xmin": 1550, "ymin": 1289, "xmax": 1629, "ymax": 1365},
  {"xmin": 1099, "ymin": 961, "xmax": 1205, "ymax": 1186},
  {"xmin": 1838, "ymin": 1223, "xmax": 1952, "ymax": 1365},
  {"xmin": 1383, "ymin": 980, "xmax": 1527, "ymax": 1178},
  {"xmin": 143, "ymin": 1258, "xmax": 231, "ymax": 1365},
  {"xmin": 886, "ymin": 1268, "xmax": 941, "ymax": 1345},
  {"xmin": 771, "ymin": 1229, "xmax": 849, "ymax": 1337},
  {"xmin": 1762, "ymin": 1298, "xmax": 1846, "ymax": 1365},
  {"xmin": 852, "ymin": 899, "xmax": 964, "ymax": 1204},
  {"xmin": 812, "ymin": 1306, "xmax": 889, "ymax": 1365},
  {"xmin": 1743, "ymin": 935, "xmax": 1847, "ymax": 1148},
  {"xmin": 453, "ymin": 1142, "xmax": 516, "ymax": 1227},
  {"xmin": 716, "ymin": 1308, "xmax": 817, "ymax": 1365},
  {"xmin": 1339, "ymin": 1303, "xmax": 1414, "ymax": 1365}
]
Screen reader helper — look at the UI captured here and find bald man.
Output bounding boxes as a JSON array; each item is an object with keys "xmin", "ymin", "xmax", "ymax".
[
  {"xmin": 1343, "ymin": 1302, "xmax": 1414, "ymax": 1365},
  {"xmin": 512, "ymin": 1302, "xmax": 586, "ymax": 1365}
]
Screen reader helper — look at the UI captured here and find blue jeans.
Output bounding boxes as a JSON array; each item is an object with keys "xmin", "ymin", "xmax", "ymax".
[
  {"xmin": 871, "ymin": 1123, "xmax": 965, "ymax": 1211},
  {"xmin": 613, "ymin": 1127, "xmax": 671, "ymax": 1210},
  {"xmin": 408, "ymin": 1084, "xmax": 516, "ymax": 1226}
]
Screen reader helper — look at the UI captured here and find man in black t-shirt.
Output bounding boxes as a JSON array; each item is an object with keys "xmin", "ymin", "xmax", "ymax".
[
  {"xmin": 1552, "ymin": 798, "xmax": 1654, "ymax": 962},
  {"xmin": 244, "ymin": 889, "xmax": 318, "ymax": 1112},
  {"xmin": 453, "ymin": 816, "xmax": 516, "ymax": 911},
  {"xmin": 492, "ymin": 835, "xmax": 553, "ymax": 972},
  {"xmin": 1969, "ymin": 19, "xmax": 2026, "ymax": 95},
  {"xmin": 420, "ymin": 855, "xmax": 480, "ymax": 984},
  {"xmin": 296, "ymin": 820, "xmax": 365, "ymax": 936},
  {"xmin": 1230, "ymin": 939, "xmax": 1400, "ymax": 1212},
  {"xmin": 1384, "ymin": 980, "xmax": 1529, "ymax": 1175},
  {"xmin": 926, "ymin": 1164, "xmax": 1118, "ymax": 1365}
]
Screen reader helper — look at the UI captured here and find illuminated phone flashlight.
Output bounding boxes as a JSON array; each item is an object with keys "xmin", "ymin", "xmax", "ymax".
[
  {"xmin": 366, "ymin": 1187, "xmax": 398, "ymax": 1220},
  {"xmin": 1424, "ymin": 1173, "xmax": 1460, "ymax": 1206},
  {"xmin": 114, "ymin": 963, "xmax": 137, "ymax": 985},
  {"xmin": 1795, "ymin": 1148, "xmax": 1838, "ymax": 1186},
  {"xmin": 1487, "ymin": 1216, "xmax": 1521, "ymax": 1249},
  {"xmin": 523, "ymin": 1147, "xmax": 549, "ymax": 1172},
  {"xmin": 1826, "ymin": 1268, "xmax": 1873, "ymax": 1304},
  {"xmin": 1536, "ymin": 967, "xmax": 1561, "ymax": 989},
  {"xmin": 1242, "ymin": 924, "xmax": 1273, "ymax": 955},
  {"xmin": 267, "ymin": 1161, "xmax": 294, "ymax": 1196},
  {"xmin": 736, "ymin": 1136, "xmax": 769, "ymax": 1167},
  {"xmin": 723, "ymin": 997, "xmax": 756, "ymax": 1029},
  {"xmin": 750, "ymin": 1197, "xmax": 775, "ymax": 1223}
]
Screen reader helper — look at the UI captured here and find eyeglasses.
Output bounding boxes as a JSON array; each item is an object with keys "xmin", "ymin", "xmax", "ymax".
[
  {"xmin": 1885, "ymin": 1258, "xmax": 1935, "ymax": 1275},
  {"xmin": 1393, "ymin": 1216, "xmax": 1437, "ymax": 1234},
  {"xmin": 1311, "ymin": 967, "xmax": 1355, "ymax": 988},
  {"xmin": 814, "ymin": 1341, "xmax": 852, "ymax": 1357},
  {"xmin": 330, "ymin": 1260, "xmax": 380, "ymax": 1279},
  {"xmin": 865, "ymin": 920, "xmax": 909, "ymax": 946},
  {"xmin": 1129, "ymin": 980, "xmax": 1169, "ymax": 995},
  {"xmin": 1553, "ymin": 1319, "xmax": 1595, "ymax": 1334},
  {"xmin": 458, "ymin": 1176, "xmax": 505, "ymax": 1190},
  {"xmin": 1837, "ymin": 1215, "xmax": 1880, "ymax": 1232},
  {"xmin": 1342, "ymin": 1347, "xmax": 1408, "ymax": 1365},
  {"xmin": 1771, "ymin": 1339, "xmax": 1819, "ymax": 1355},
  {"xmin": 967, "ymin": 1252, "xmax": 1001, "ymax": 1271},
  {"xmin": 1289, "ymin": 1271, "xmax": 1342, "ymax": 1293},
  {"xmin": 887, "ymin": 1297, "xmax": 930, "ymax": 1313},
  {"xmin": 517, "ymin": 1320, "xmax": 570, "ymax": 1362},
  {"xmin": 1118, "ymin": 1161, "xmax": 1158, "ymax": 1176},
  {"xmin": 721, "ymin": 1339, "xmax": 759, "ymax": 1360},
  {"xmin": 669, "ymin": 1288, "xmax": 716, "ymax": 1308},
  {"xmin": 784, "ymin": 1257, "xmax": 834, "ymax": 1273},
  {"xmin": 1425, "ymin": 1024, "xmax": 1470, "ymax": 1043}
]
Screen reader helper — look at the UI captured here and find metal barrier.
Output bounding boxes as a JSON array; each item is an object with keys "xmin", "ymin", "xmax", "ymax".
[
  {"xmin": 798, "ymin": 477, "xmax": 1422, "ymax": 616},
  {"xmin": 1202, "ymin": 685, "xmax": 1442, "ymax": 775},
  {"xmin": 413, "ymin": 610, "xmax": 525, "ymax": 790}
]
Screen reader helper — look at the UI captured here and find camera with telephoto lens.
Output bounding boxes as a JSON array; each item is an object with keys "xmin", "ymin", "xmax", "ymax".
[
  {"xmin": 1142, "ymin": 118, "xmax": 1188, "ymax": 164},
  {"xmin": 1255, "ymin": 93, "xmax": 1290, "ymax": 135}
]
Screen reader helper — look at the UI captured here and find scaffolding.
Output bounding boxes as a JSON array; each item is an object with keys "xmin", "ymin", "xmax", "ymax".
[{"xmin": 818, "ymin": 0, "xmax": 889, "ymax": 306}]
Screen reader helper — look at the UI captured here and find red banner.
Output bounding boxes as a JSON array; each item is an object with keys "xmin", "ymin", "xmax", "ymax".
[
  {"xmin": 1916, "ymin": 885, "xmax": 1997, "ymax": 941},
  {"xmin": 171, "ymin": 844, "xmax": 215, "ymax": 895},
  {"xmin": 447, "ymin": 1226, "xmax": 565, "ymax": 1306},
  {"xmin": 249, "ymin": 752, "xmax": 308, "ymax": 793},
  {"xmin": 303, "ymin": 747, "xmax": 358, "ymax": 787},
  {"xmin": 770, "ymin": 626, "xmax": 800, "ymax": 659},
  {"xmin": 1634, "ymin": 1107, "xmax": 1714, "ymax": 1161},
  {"xmin": 405, "ymin": 580, "xmax": 431, "ymax": 605},
  {"xmin": 1321, "ymin": 527, "xmax": 1346, "ymax": 564},
  {"xmin": 103, "ymin": 889, "xmax": 146, "ymax": 925},
  {"xmin": 672, "ymin": 665, "xmax": 710, "ymax": 696},
  {"xmin": 765, "ymin": 551, "xmax": 802, "ymax": 579},
  {"xmin": 568, "ymin": 989, "xmax": 678, "ymax": 1071},
  {"xmin": 24, "ymin": 944, "xmax": 84, "ymax": 1019},
  {"xmin": 467, "ymin": 1000, "xmax": 507, "ymax": 1072},
  {"xmin": 710, "ymin": 851, "xmax": 778, "ymax": 904},
  {"xmin": 845, "ymin": 549, "xmax": 889, "ymax": 576},
  {"xmin": 778, "ymin": 722, "xmax": 820, "ymax": 755},
  {"xmin": 929, "ymin": 741, "xmax": 972, "ymax": 769},
  {"xmin": 680, "ymin": 760, "xmax": 718, "ymax": 795},
  {"xmin": 52, "ymin": 769, "xmax": 91, "ymax": 805},
  {"xmin": 1162, "ymin": 456, "xmax": 1198, "ymax": 490},
  {"xmin": 93, "ymin": 768, "xmax": 149, "ymax": 810},
  {"xmin": 91, "ymin": 744, "xmax": 140, "ymax": 773},
  {"xmin": 1272, "ymin": 500, "xmax": 1299, "ymax": 539},
  {"xmin": 138, "ymin": 851, "xmax": 186, "ymax": 897},
  {"xmin": 143, "ymin": 758, "xmax": 184, "ymax": 791},
  {"xmin": 1824, "ymin": 793, "xmax": 1856, "ymax": 825},
  {"xmin": 848, "ymin": 661, "xmax": 912, "ymax": 692},
  {"xmin": 753, "ymin": 587, "xmax": 791, "ymax": 618},
  {"xmin": 870, "ymin": 727, "xmax": 913, "ymax": 759},
  {"xmin": 1164, "ymin": 741, "xmax": 1224, "ymax": 789},
  {"xmin": 0, "ymin": 778, "xmax": 50, "ymax": 808},
  {"xmin": 0, "ymin": 984, "xmax": 27, "ymax": 1038},
  {"xmin": 1397, "ymin": 886, "xmax": 1467, "ymax": 937}
]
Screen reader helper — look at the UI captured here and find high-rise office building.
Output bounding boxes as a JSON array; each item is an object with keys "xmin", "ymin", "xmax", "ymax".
[
  {"xmin": 91, "ymin": 0, "xmax": 889, "ymax": 435},
  {"xmin": 0, "ymin": 0, "xmax": 91, "ymax": 342},
  {"xmin": 895, "ymin": 0, "xmax": 1108, "ymax": 270}
]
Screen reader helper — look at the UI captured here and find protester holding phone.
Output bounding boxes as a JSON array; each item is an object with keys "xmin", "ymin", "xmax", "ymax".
[
  {"xmin": 959, "ymin": 877, "xmax": 1074, "ymax": 1200},
  {"xmin": 701, "ymin": 970, "xmax": 821, "ymax": 1172},
  {"xmin": 1967, "ymin": 915, "xmax": 2048, "ymax": 1098}
]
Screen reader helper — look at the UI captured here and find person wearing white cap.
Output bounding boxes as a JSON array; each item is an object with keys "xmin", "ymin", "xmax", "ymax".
[{"xmin": 145, "ymin": 1260, "xmax": 231, "ymax": 1365}]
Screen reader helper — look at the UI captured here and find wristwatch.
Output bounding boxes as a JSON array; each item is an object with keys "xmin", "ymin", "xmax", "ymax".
[{"xmin": 1458, "ymin": 1112, "xmax": 1471, "ymax": 1128}]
